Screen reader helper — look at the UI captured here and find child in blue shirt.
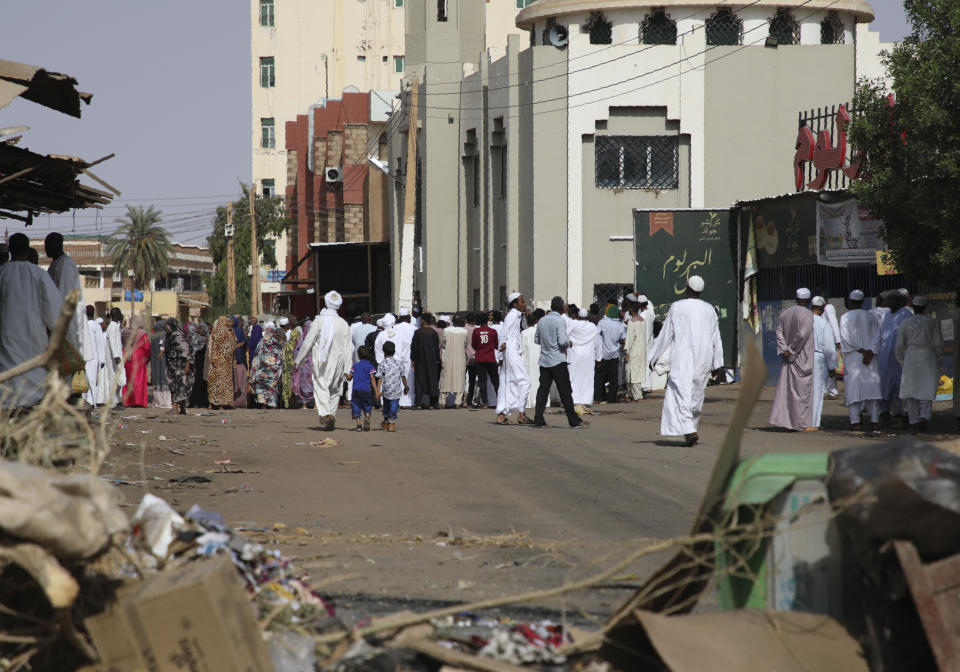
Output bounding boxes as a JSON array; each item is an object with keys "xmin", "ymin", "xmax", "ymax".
[{"xmin": 347, "ymin": 345, "xmax": 377, "ymax": 431}]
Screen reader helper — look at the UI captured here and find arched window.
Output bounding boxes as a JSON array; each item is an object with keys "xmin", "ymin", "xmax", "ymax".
[
  {"xmin": 583, "ymin": 11, "xmax": 613, "ymax": 45},
  {"xmin": 821, "ymin": 10, "xmax": 844, "ymax": 44},
  {"xmin": 705, "ymin": 7, "xmax": 742, "ymax": 45},
  {"xmin": 640, "ymin": 8, "xmax": 677, "ymax": 45},
  {"xmin": 768, "ymin": 8, "xmax": 800, "ymax": 45}
]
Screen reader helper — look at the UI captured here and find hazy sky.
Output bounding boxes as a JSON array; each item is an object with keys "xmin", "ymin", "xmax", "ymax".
[{"xmin": 3, "ymin": 0, "xmax": 911, "ymax": 245}]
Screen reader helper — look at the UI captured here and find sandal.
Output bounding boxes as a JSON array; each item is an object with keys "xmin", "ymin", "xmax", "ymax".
[{"xmin": 516, "ymin": 416, "xmax": 535, "ymax": 426}]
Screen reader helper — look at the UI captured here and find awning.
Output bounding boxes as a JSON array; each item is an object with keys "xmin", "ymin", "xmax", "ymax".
[
  {"xmin": 0, "ymin": 143, "xmax": 114, "ymax": 216},
  {"xmin": 0, "ymin": 59, "xmax": 92, "ymax": 118}
]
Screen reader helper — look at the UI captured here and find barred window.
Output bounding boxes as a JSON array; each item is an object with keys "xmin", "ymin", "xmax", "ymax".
[
  {"xmin": 821, "ymin": 10, "xmax": 844, "ymax": 44},
  {"xmin": 595, "ymin": 136, "xmax": 679, "ymax": 190},
  {"xmin": 584, "ymin": 11, "xmax": 613, "ymax": 45},
  {"xmin": 706, "ymin": 8, "xmax": 742, "ymax": 45},
  {"xmin": 259, "ymin": 0, "xmax": 274, "ymax": 27},
  {"xmin": 260, "ymin": 118, "xmax": 275, "ymax": 149},
  {"xmin": 640, "ymin": 8, "xmax": 677, "ymax": 45},
  {"xmin": 259, "ymin": 57, "xmax": 275, "ymax": 87},
  {"xmin": 768, "ymin": 8, "xmax": 800, "ymax": 45}
]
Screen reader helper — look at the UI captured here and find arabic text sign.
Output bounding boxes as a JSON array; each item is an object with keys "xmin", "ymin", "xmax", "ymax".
[{"xmin": 816, "ymin": 198, "xmax": 884, "ymax": 266}]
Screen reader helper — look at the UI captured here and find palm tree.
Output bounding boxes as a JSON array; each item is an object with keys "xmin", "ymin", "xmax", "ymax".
[{"xmin": 107, "ymin": 205, "xmax": 173, "ymax": 292}]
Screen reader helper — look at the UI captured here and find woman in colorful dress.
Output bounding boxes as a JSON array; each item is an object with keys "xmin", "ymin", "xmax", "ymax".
[
  {"xmin": 281, "ymin": 322, "xmax": 302, "ymax": 408},
  {"xmin": 122, "ymin": 316, "xmax": 150, "ymax": 407},
  {"xmin": 249, "ymin": 323, "xmax": 285, "ymax": 408},
  {"xmin": 207, "ymin": 316, "xmax": 236, "ymax": 409},
  {"xmin": 164, "ymin": 317, "xmax": 194, "ymax": 415},
  {"xmin": 291, "ymin": 318, "xmax": 314, "ymax": 408}
]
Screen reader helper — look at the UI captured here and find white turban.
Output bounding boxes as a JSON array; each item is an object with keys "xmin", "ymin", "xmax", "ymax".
[
  {"xmin": 264, "ymin": 320, "xmax": 276, "ymax": 328},
  {"xmin": 811, "ymin": 296, "xmax": 826, "ymax": 307},
  {"xmin": 688, "ymin": 276, "xmax": 705, "ymax": 293},
  {"xmin": 913, "ymin": 296, "xmax": 927, "ymax": 306},
  {"xmin": 625, "ymin": 293, "xmax": 637, "ymax": 303},
  {"xmin": 376, "ymin": 318, "xmax": 384, "ymax": 328},
  {"xmin": 849, "ymin": 289, "xmax": 865, "ymax": 301},
  {"xmin": 796, "ymin": 288, "xmax": 811, "ymax": 300},
  {"xmin": 324, "ymin": 290, "xmax": 343, "ymax": 309},
  {"xmin": 577, "ymin": 308, "xmax": 589, "ymax": 318},
  {"xmin": 398, "ymin": 307, "xmax": 410, "ymax": 317},
  {"xmin": 506, "ymin": 291, "xmax": 522, "ymax": 306},
  {"xmin": 382, "ymin": 313, "xmax": 396, "ymax": 327},
  {"xmin": 279, "ymin": 317, "xmax": 289, "ymax": 326}
]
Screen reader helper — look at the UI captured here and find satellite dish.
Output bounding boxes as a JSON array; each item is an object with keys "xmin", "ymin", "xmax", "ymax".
[{"xmin": 548, "ymin": 24, "xmax": 569, "ymax": 47}]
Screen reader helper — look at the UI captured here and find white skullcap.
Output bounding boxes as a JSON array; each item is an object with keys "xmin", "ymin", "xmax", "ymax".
[
  {"xmin": 898, "ymin": 288, "xmax": 909, "ymax": 296},
  {"xmin": 324, "ymin": 290, "xmax": 343, "ymax": 309},
  {"xmin": 625, "ymin": 293, "xmax": 637, "ymax": 303},
  {"xmin": 506, "ymin": 291, "xmax": 522, "ymax": 305},
  {"xmin": 376, "ymin": 318, "xmax": 384, "ymax": 328},
  {"xmin": 279, "ymin": 317, "xmax": 289, "ymax": 326},
  {"xmin": 382, "ymin": 313, "xmax": 396, "ymax": 327},
  {"xmin": 637, "ymin": 295, "xmax": 649, "ymax": 304},
  {"xmin": 796, "ymin": 288, "xmax": 811, "ymax": 300},
  {"xmin": 95, "ymin": 317, "xmax": 103, "ymax": 324},
  {"xmin": 265, "ymin": 320, "xmax": 276, "ymax": 328},
  {"xmin": 849, "ymin": 289, "xmax": 865, "ymax": 301},
  {"xmin": 688, "ymin": 276, "xmax": 705, "ymax": 293},
  {"xmin": 912, "ymin": 296, "xmax": 928, "ymax": 306},
  {"xmin": 811, "ymin": 296, "xmax": 826, "ymax": 307},
  {"xmin": 398, "ymin": 307, "xmax": 410, "ymax": 316},
  {"xmin": 577, "ymin": 308, "xmax": 589, "ymax": 318}
]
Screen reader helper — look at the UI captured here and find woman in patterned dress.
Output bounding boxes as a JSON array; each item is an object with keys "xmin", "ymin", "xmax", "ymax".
[
  {"xmin": 292, "ymin": 319, "xmax": 314, "ymax": 408},
  {"xmin": 249, "ymin": 323, "xmax": 284, "ymax": 408},
  {"xmin": 164, "ymin": 317, "xmax": 194, "ymax": 415},
  {"xmin": 207, "ymin": 316, "xmax": 236, "ymax": 409}
]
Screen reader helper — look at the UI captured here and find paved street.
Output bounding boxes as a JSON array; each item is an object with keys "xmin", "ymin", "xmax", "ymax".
[{"xmin": 101, "ymin": 383, "xmax": 956, "ymax": 617}]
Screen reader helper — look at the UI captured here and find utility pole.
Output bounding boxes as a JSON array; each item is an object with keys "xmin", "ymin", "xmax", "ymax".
[
  {"xmin": 249, "ymin": 187, "xmax": 262, "ymax": 316},
  {"xmin": 225, "ymin": 202, "xmax": 236, "ymax": 307},
  {"xmin": 397, "ymin": 78, "xmax": 419, "ymax": 312}
]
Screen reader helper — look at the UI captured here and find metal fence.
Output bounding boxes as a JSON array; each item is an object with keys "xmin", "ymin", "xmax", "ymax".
[{"xmin": 797, "ymin": 103, "xmax": 857, "ymax": 191}]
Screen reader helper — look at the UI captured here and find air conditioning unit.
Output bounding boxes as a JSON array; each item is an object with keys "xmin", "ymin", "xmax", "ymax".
[{"xmin": 325, "ymin": 166, "xmax": 344, "ymax": 183}]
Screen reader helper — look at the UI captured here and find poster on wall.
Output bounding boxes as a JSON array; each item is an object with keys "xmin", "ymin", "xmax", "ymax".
[
  {"xmin": 633, "ymin": 209, "xmax": 737, "ymax": 365},
  {"xmin": 816, "ymin": 198, "xmax": 885, "ymax": 266}
]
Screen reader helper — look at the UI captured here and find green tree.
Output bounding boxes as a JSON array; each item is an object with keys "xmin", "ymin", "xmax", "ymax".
[
  {"xmin": 848, "ymin": 0, "xmax": 960, "ymax": 286},
  {"xmin": 107, "ymin": 205, "xmax": 173, "ymax": 292},
  {"xmin": 206, "ymin": 185, "xmax": 290, "ymax": 315}
]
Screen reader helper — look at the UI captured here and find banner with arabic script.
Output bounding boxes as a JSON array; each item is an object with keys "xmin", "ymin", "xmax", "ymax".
[
  {"xmin": 633, "ymin": 209, "xmax": 738, "ymax": 365},
  {"xmin": 816, "ymin": 198, "xmax": 885, "ymax": 266}
]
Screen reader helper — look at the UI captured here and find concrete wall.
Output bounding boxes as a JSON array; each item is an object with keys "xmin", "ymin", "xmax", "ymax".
[
  {"xmin": 580, "ymin": 107, "xmax": 691, "ymax": 303},
  {"xmin": 703, "ymin": 44, "xmax": 857, "ymax": 205}
]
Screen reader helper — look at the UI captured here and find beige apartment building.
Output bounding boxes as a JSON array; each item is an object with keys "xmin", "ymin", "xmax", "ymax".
[{"xmin": 251, "ymin": 0, "xmax": 526, "ymax": 299}]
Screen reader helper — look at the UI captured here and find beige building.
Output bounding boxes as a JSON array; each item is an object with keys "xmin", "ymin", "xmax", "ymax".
[
  {"xmin": 251, "ymin": 0, "xmax": 527, "ymax": 299},
  {"xmin": 389, "ymin": 0, "xmax": 893, "ymax": 310}
]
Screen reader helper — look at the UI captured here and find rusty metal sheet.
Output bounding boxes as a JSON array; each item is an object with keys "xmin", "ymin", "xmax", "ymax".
[{"xmin": 894, "ymin": 540, "xmax": 960, "ymax": 671}]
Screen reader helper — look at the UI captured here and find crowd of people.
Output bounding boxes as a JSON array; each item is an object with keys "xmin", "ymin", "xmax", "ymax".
[
  {"xmin": 770, "ymin": 287, "xmax": 945, "ymax": 433},
  {"xmin": 6, "ymin": 230, "xmax": 944, "ymax": 440}
]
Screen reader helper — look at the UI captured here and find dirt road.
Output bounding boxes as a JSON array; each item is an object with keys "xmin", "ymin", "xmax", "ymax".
[{"xmin": 99, "ymin": 384, "xmax": 953, "ymax": 618}]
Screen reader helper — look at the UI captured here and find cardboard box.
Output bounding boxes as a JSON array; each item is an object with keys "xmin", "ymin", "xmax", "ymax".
[{"xmin": 85, "ymin": 557, "xmax": 273, "ymax": 672}]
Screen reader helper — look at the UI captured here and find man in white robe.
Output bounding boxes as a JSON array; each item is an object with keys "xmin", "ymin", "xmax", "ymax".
[
  {"xmin": 520, "ymin": 312, "xmax": 548, "ymax": 410},
  {"xmin": 375, "ymin": 313, "xmax": 399, "ymax": 364},
  {"xmin": 496, "ymin": 293, "xmax": 532, "ymax": 424},
  {"xmin": 84, "ymin": 308, "xmax": 107, "ymax": 407},
  {"xmin": 624, "ymin": 301, "xmax": 647, "ymax": 400},
  {"xmin": 294, "ymin": 290, "xmax": 353, "ymax": 431},
  {"xmin": 839, "ymin": 289, "xmax": 882, "ymax": 431},
  {"xmin": 639, "ymin": 295, "xmax": 666, "ymax": 391},
  {"xmin": 0, "ymin": 234, "xmax": 63, "ymax": 408},
  {"xmin": 440, "ymin": 315, "xmax": 468, "ymax": 407},
  {"xmin": 567, "ymin": 308, "xmax": 601, "ymax": 415},
  {"xmin": 769, "ymin": 288, "xmax": 815, "ymax": 431},
  {"xmin": 45, "ymin": 232, "xmax": 90, "ymax": 370},
  {"xmin": 810, "ymin": 296, "xmax": 838, "ymax": 429},
  {"xmin": 822, "ymin": 300, "xmax": 842, "ymax": 398},
  {"xmin": 647, "ymin": 276, "xmax": 724, "ymax": 446},
  {"xmin": 394, "ymin": 308, "xmax": 417, "ymax": 408},
  {"xmin": 102, "ymin": 308, "xmax": 127, "ymax": 407},
  {"xmin": 895, "ymin": 296, "xmax": 943, "ymax": 432}
]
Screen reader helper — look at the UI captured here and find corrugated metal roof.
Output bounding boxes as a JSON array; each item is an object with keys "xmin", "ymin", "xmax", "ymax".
[{"xmin": 0, "ymin": 59, "xmax": 92, "ymax": 118}]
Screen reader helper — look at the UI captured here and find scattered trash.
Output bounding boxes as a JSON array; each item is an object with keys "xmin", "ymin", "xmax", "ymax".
[
  {"xmin": 221, "ymin": 417, "xmax": 232, "ymax": 425},
  {"xmin": 270, "ymin": 630, "xmax": 317, "ymax": 672},
  {"xmin": 310, "ymin": 437, "xmax": 341, "ymax": 448},
  {"xmin": 169, "ymin": 475, "xmax": 213, "ymax": 484},
  {"xmin": 131, "ymin": 493, "xmax": 185, "ymax": 559},
  {"xmin": 336, "ymin": 461, "xmax": 361, "ymax": 466},
  {"xmin": 157, "ymin": 435, "xmax": 167, "ymax": 441},
  {"xmin": 168, "ymin": 447, "xmax": 185, "ymax": 455}
]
